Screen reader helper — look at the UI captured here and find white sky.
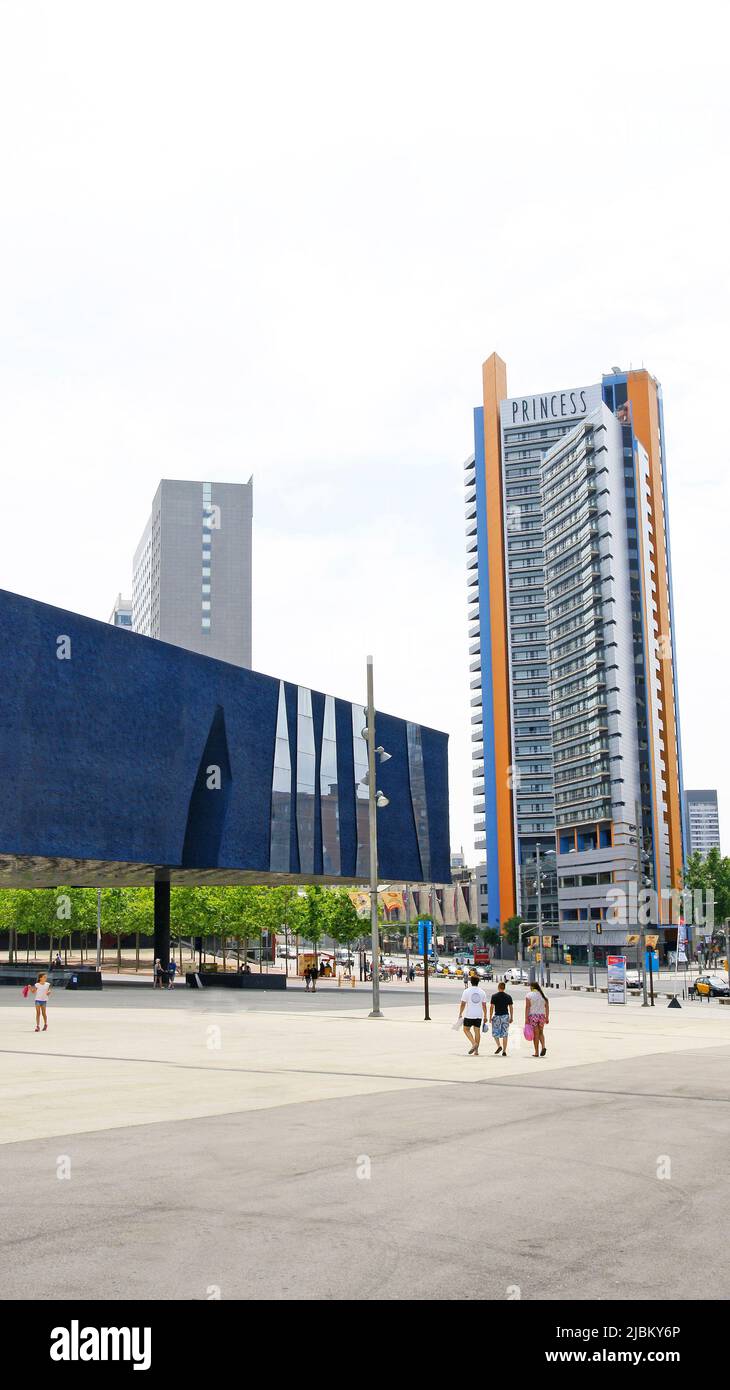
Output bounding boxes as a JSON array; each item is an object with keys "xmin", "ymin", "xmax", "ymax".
[{"xmin": 0, "ymin": 0, "xmax": 728, "ymax": 861}]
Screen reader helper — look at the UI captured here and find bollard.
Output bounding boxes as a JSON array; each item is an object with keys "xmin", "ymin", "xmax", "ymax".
[{"xmin": 350, "ymin": 973, "xmax": 355, "ymax": 988}]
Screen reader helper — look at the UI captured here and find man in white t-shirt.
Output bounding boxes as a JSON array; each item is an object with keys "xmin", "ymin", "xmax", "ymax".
[{"xmin": 458, "ymin": 974, "xmax": 488, "ymax": 1055}]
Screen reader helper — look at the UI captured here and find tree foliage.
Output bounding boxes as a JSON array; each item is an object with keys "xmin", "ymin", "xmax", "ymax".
[
  {"xmin": 502, "ymin": 915, "xmax": 524, "ymax": 949},
  {"xmin": 684, "ymin": 849, "xmax": 730, "ymax": 930},
  {"xmin": 0, "ymin": 883, "xmax": 370, "ymax": 954}
]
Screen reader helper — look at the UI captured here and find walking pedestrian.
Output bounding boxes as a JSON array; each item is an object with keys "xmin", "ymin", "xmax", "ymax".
[
  {"xmin": 167, "ymin": 957, "xmax": 177, "ymax": 989},
  {"xmin": 154, "ymin": 958, "xmax": 166, "ymax": 990},
  {"xmin": 31, "ymin": 973, "xmax": 51, "ymax": 1032},
  {"xmin": 525, "ymin": 980, "xmax": 549, "ymax": 1057},
  {"xmin": 489, "ymin": 980, "xmax": 514, "ymax": 1056},
  {"xmin": 458, "ymin": 973, "xmax": 488, "ymax": 1056},
  {"xmin": 310, "ymin": 964, "xmax": 317, "ymax": 993},
  {"xmin": 303, "ymin": 965, "xmax": 311, "ymax": 991}
]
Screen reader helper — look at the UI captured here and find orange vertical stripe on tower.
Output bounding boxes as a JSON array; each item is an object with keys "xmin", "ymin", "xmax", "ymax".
[
  {"xmin": 482, "ymin": 353, "xmax": 516, "ymax": 923},
  {"xmin": 626, "ymin": 371, "xmax": 683, "ymax": 896}
]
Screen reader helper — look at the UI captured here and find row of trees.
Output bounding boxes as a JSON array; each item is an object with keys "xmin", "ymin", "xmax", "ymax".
[
  {"xmin": 493, "ymin": 851, "xmax": 730, "ymax": 961},
  {"xmin": 0, "ymin": 884, "xmax": 364, "ymax": 967},
  {"xmin": 683, "ymin": 849, "xmax": 730, "ymax": 932}
]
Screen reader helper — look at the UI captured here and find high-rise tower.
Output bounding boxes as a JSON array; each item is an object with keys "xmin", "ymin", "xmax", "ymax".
[
  {"xmin": 132, "ymin": 478, "xmax": 253, "ymax": 668},
  {"xmin": 465, "ymin": 356, "xmax": 684, "ymax": 951}
]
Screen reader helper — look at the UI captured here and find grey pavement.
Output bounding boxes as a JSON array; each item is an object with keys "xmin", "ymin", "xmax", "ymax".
[{"xmin": 1, "ymin": 1017, "xmax": 728, "ymax": 1301}]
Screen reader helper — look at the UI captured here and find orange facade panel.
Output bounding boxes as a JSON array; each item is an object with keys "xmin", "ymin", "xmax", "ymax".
[
  {"xmin": 481, "ymin": 353, "xmax": 516, "ymax": 923},
  {"xmin": 626, "ymin": 371, "xmax": 683, "ymax": 895}
]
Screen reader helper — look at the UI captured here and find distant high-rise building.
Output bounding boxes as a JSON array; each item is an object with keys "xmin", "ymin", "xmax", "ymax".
[
  {"xmin": 109, "ymin": 594, "xmax": 133, "ymax": 629},
  {"xmin": 684, "ymin": 790, "xmax": 721, "ymax": 859},
  {"xmin": 131, "ymin": 478, "xmax": 253, "ymax": 668},
  {"xmin": 465, "ymin": 354, "xmax": 685, "ymax": 948}
]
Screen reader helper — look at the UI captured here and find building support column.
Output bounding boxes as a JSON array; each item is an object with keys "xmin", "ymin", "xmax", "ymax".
[{"xmin": 154, "ymin": 874, "xmax": 171, "ymax": 969}]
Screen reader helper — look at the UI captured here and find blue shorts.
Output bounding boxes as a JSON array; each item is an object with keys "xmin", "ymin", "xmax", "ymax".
[{"xmin": 491, "ymin": 1014, "xmax": 510, "ymax": 1038}]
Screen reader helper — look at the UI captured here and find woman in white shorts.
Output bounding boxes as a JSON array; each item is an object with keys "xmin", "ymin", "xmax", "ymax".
[{"xmin": 32, "ymin": 973, "xmax": 51, "ymax": 1032}]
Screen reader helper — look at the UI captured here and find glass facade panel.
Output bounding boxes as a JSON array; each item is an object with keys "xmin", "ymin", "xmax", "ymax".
[
  {"xmin": 270, "ymin": 681, "xmax": 291, "ymax": 873},
  {"xmin": 320, "ymin": 695, "xmax": 340, "ymax": 875},
  {"xmin": 407, "ymin": 722, "xmax": 431, "ymax": 882},
  {"xmin": 352, "ymin": 704, "xmax": 370, "ymax": 879},
  {"xmin": 297, "ymin": 686, "xmax": 316, "ymax": 874}
]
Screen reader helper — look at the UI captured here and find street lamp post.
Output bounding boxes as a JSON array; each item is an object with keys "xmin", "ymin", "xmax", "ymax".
[
  {"xmin": 366, "ymin": 655, "xmax": 381, "ymax": 1018},
  {"xmin": 633, "ymin": 799, "xmax": 650, "ymax": 1008},
  {"xmin": 364, "ymin": 656, "xmax": 391, "ymax": 1019},
  {"xmin": 405, "ymin": 883, "xmax": 411, "ymax": 982},
  {"xmin": 532, "ymin": 844, "xmax": 555, "ymax": 987},
  {"xmin": 536, "ymin": 844, "xmax": 544, "ymax": 987}
]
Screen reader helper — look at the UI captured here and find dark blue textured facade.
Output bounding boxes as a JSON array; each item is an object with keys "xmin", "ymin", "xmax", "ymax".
[{"xmin": 0, "ymin": 589, "xmax": 450, "ymax": 886}]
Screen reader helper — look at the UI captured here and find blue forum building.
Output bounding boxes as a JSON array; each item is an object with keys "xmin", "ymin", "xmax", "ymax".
[{"xmin": 0, "ymin": 589, "xmax": 450, "ymax": 961}]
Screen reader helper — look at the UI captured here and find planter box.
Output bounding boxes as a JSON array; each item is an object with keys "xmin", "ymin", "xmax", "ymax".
[
  {"xmin": 0, "ymin": 967, "xmax": 102, "ymax": 989},
  {"xmin": 185, "ymin": 972, "xmax": 286, "ymax": 991}
]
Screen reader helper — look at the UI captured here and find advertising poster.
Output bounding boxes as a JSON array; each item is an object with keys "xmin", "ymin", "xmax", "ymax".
[{"xmin": 607, "ymin": 954, "xmax": 627, "ymax": 1005}]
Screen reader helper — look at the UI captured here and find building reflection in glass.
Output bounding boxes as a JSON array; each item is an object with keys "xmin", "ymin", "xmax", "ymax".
[
  {"xmin": 320, "ymin": 695, "xmax": 340, "ymax": 875},
  {"xmin": 297, "ymin": 686, "xmax": 316, "ymax": 874},
  {"xmin": 407, "ymin": 721, "xmax": 431, "ymax": 882},
  {"xmin": 270, "ymin": 681, "xmax": 291, "ymax": 873},
  {"xmin": 352, "ymin": 703, "xmax": 370, "ymax": 879}
]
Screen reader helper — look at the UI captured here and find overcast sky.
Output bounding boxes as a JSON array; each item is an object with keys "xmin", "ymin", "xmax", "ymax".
[{"xmin": 1, "ymin": 0, "xmax": 728, "ymax": 861}]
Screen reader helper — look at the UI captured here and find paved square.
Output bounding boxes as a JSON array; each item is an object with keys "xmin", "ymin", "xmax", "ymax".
[{"xmin": 2, "ymin": 982, "xmax": 728, "ymax": 1300}]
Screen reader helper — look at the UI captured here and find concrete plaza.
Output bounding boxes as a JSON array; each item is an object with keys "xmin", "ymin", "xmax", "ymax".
[{"xmin": 1, "ymin": 980, "xmax": 728, "ymax": 1301}]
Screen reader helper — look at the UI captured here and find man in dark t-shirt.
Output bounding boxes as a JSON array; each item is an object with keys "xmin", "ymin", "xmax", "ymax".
[{"xmin": 489, "ymin": 981, "xmax": 514, "ymax": 1055}]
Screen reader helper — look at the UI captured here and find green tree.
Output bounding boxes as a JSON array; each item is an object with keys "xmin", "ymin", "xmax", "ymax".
[
  {"xmin": 170, "ymin": 886, "xmax": 216, "ymax": 966},
  {"xmin": 324, "ymin": 888, "xmax": 362, "ymax": 954},
  {"xmin": 287, "ymin": 886, "xmax": 328, "ymax": 966},
  {"xmin": 503, "ymin": 915, "xmax": 524, "ymax": 954},
  {"xmin": 684, "ymin": 848, "xmax": 730, "ymax": 948},
  {"xmin": 212, "ymin": 885, "xmax": 263, "ymax": 969},
  {"xmin": 481, "ymin": 927, "xmax": 500, "ymax": 949},
  {"xmin": 100, "ymin": 888, "xmax": 129, "ymax": 971},
  {"xmin": 126, "ymin": 887, "xmax": 153, "ymax": 970}
]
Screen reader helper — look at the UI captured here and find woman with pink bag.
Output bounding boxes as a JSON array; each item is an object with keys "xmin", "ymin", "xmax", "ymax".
[{"xmin": 524, "ymin": 980, "xmax": 549, "ymax": 1057}]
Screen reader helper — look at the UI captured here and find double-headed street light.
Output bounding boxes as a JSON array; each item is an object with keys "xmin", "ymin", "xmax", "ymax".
[
  {"xmin": 523, "ymin": 844, "xmax": 556, "ymax": 985},
  {"xmin": 362, "ymin": 656, "xmax": 391, "ymax": 1018}
]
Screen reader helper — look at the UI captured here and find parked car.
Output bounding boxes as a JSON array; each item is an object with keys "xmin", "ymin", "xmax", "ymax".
[
  {"xmin": 502, "ymin": 967, "xmax": 530, "ymax": 984},
  {"xmin": 625, "ymin": 969, "xmax": 643, "ymax": 989},
  {"xmin": 690, "ymin": 973, "xmax": 730, "ymax": 998}
]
